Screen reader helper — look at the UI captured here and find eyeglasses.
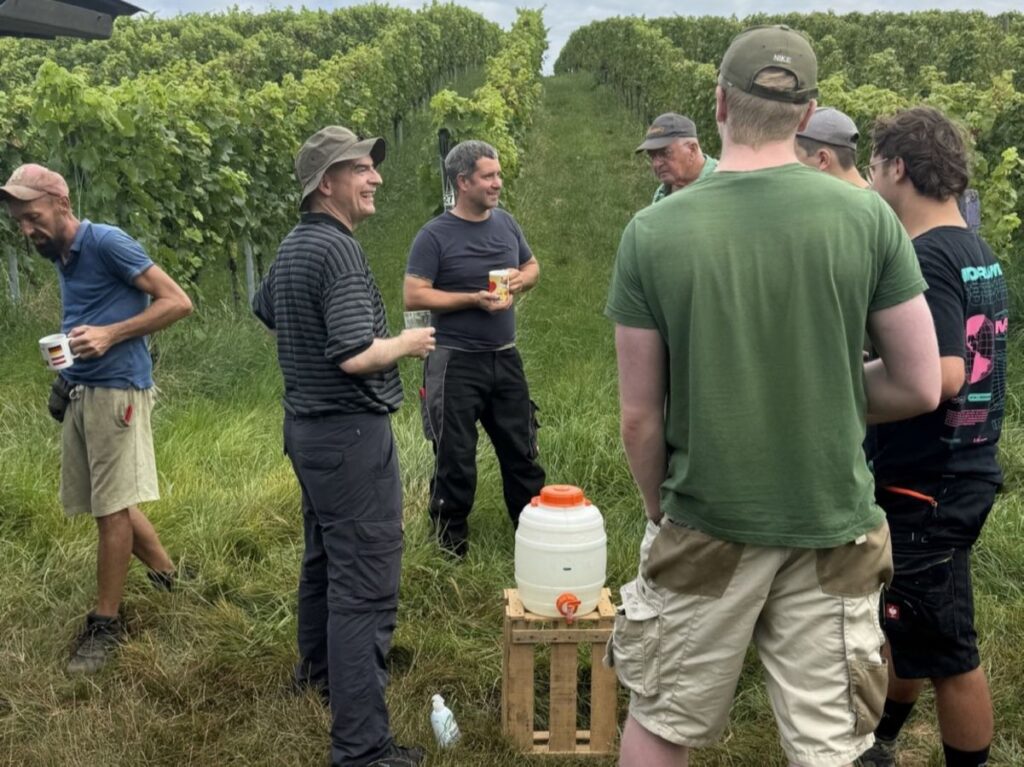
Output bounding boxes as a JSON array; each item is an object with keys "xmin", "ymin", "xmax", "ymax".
[
  {"xmin": 861, "ymin": 158, "xmax": 889, "ymax": 181},
  {"xmin": 647, "ymin": 146, "xmax": 676, "ymax": 163}
]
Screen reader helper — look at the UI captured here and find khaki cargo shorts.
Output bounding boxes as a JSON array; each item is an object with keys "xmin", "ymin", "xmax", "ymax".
[
  {"xmin": 608, "ymin": 519, "xmax": 892, "ymax": 767},
  {"xmin": 60, "ymin": 385, "xmax": 159, "ymax": 518}
]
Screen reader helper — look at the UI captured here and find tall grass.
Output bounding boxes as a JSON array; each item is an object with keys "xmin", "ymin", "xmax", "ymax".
[{"xmin": 1, "ymin": 73, "xmax": 1022, "ymax": 766}]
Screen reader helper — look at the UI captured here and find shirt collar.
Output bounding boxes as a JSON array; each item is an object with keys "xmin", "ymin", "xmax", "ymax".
[
  {"xmin": 55, "ymin": 219, "xmax": 90, "ymax": 267},
  {"xmin": 300, "ymin": 211, "xmax": 352, "ymax": 236},
  {"xmin": 67, "ymin": 219, "xmax": 91, "ymax": 253}
]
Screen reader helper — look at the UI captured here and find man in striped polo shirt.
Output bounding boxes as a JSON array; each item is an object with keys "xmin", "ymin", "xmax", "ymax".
[{"xmin": 253, "ymin": 126, "xmax": 435, "ymax": 767}]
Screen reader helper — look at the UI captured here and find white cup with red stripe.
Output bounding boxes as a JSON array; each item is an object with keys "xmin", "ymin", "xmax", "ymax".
[{"xmin": 38, "ymin": 333, "xmax": 76, "ymax": 371}]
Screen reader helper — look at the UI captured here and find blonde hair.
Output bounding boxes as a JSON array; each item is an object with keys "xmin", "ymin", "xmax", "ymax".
[{"xmin": 724, "ymin": 69, "xmax": 808, "ymax": 147}]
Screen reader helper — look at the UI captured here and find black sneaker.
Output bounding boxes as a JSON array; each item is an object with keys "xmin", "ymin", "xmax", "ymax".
[
  {"xmin": 67, "ymin": 613, "xmax": 124, "ymax": 674},
  {"xmin": 856, "ymin": 737, "xmax": 897, "ymax": 767},
  {"xmin": 291, "ymin": 676, "xmax": 330, "ymax": 708},
  {"xmin": 147, "ymin": 562, "xmax": 197, "ymax": 592},
  {"xmin": 436, "ymin": 535, "xmax": 468, "ymax": 560},
  {"xmin": 365, "ymin": 743, "xmax": 425, "ymax": 766}
]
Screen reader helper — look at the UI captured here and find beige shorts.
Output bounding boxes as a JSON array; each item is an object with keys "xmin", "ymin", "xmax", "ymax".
[
  {"xmin": 609, "ymin": 519, "xmax": 892, "ymax": 767},
  {"xmin": 60, "ymin": 385, "xmax": 159, "ymax": 518}
]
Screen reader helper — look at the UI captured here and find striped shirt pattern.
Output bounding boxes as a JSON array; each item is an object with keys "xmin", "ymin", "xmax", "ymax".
[{"xmin": 253, "ymin": 212, "xmax": 403, "ymax": 416}]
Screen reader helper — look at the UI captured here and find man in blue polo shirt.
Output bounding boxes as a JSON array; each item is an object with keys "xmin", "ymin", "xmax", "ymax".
[{"xmin": 2, "ymin": 163, "xmax": 193, "ymax": 674}]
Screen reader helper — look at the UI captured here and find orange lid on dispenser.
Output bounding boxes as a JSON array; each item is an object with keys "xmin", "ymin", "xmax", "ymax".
[{"xmin": 531, "ymin": 484, "xmax": 587, "ymax": 508}]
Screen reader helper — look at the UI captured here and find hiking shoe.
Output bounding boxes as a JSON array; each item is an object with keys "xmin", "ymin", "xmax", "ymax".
[
  {"xmin": 436, "ymin": 534, "xmax": 468, "ymax": 560},
  {"xmin": 291, "ymin": 677, "xmax": 330, "ymax": 708},
  {"xmin": 856, "ymin": 737, "xmax": 897, "ymax": 767},
  {"xmin": 147, "ymin": 562, "xmax": 197, "ymax": 591},
  {"xmin": 66, "ymin": 613, "xmax": 124, "ymax": 674},
  {"xmin": 365, "ymin": 743, "xmax": 426, "ymax": 766}
]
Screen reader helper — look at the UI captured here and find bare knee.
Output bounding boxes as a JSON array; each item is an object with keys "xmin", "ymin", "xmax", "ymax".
[{"xmin": 95, "ymin": 509, "xmax": 131, "ymax": 532}]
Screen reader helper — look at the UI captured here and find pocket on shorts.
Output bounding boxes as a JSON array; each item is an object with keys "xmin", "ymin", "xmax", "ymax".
[
  {"xmin": 111, "ymin": 389, "xmax": 134, "ymax": 429},
  {"xmin": 607, "ymin": 578, "xmax": 662, "ymax": 697},
  {"xmin": 817, "ymin": 521, "xmax": 893, "ymax": 597},
  {"xmin": 849, "ymin": 658, "xmax": 888, "ymax": 735},
  {"xmin": 344, "ymin": 519, "xmax": 404, "ymax": 601},
  {"xmin": 643, "ymin": 521, "xmax": 743, "ymax": 597},
  {"xmin": 883, "ymin": 549, "xmax": 958, "ymax": 641}
]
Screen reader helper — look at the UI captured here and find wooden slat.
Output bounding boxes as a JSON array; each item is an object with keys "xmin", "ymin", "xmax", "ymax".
[
  {"xmin": 511, "ymin": 628, "xmax": 611, "ymax": 644},
  {"xmin": 589, "ymin": 637, "xmax": 618, "ymax": 753},
  {"xmin": 504, "ymin": 588, "xmax": 525, "ymax": 618},
  {"xmin": 505, "ymin": 621, "xmax": 535, "ymax": 750},
  {"xmin": 548, "ymin": 643, "xmax": 578, "ymax": 752}
]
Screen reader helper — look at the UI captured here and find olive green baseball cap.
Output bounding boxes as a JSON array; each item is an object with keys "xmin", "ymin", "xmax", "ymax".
[
  {"xmin": 295, "ymin": 126, "xmax": 385, "ymax": 209},
  {"xmin": 719, "ymin": 25, "xmax": 818, "ymax": 104}
]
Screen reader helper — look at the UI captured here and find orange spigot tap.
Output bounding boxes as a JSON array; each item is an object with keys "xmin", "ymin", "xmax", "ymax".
[{"xmin": 556, "ymin": 593, "xmax": 581, "ymax": 625}]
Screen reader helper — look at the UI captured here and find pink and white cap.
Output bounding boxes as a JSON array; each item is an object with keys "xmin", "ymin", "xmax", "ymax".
[{"xmin": 0, "ymin": 164, "xmax": 70, "ymax": 201}]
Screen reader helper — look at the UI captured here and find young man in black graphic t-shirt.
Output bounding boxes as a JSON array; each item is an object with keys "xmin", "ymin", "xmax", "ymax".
[{"xmin": 860, "ymin": 107, "xmax": 1007, "ymax": 767}]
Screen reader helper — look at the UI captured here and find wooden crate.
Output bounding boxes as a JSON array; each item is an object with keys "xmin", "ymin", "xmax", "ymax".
[{"xmin": 502, "ymin": 587, "xmax": 618, "ymax": 756}]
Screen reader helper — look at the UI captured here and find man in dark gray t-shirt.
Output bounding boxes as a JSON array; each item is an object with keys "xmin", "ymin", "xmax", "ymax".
[{"xmin": 404, "ymin": 140, "xmax": 545, "ymax": 557}]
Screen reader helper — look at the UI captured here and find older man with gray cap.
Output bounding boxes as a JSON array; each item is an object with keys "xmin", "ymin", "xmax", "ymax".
[
  {"xmin": 253, "ymin": 126, "xmax": 434, "ymax": 767},
  {"xmin": 795, "ymin": 106, "xmax": 870, "ymax": 187},
  {"xmin": 607, "ymin": 25, "xmax": 941, "ymax": 767},
  {"xmin": 636, "ymin": 112, "xmax": 717, "ymax": 204}
]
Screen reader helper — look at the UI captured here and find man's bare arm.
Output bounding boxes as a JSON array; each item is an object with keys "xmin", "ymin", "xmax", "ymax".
[
  {"xmin": 865, "ymin": 294, "xmax": 942, "ymax": 424},
  {"xmin": 340, "ymin": 328, "xmax": 436, "ymax": 376},
  {"xmin": 69, "ymin": 264, "xmax": 193, "ymax": 359},
  {"xmin": 403, "ymin": 274, "xmax": 509, "ymax": 313},
  {"xmin": 615, "ymin": 324, "xmax": 668, "ymax": 522}
]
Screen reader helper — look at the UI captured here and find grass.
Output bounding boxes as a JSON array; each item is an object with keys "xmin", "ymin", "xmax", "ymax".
[{"xmin": 1, "ymin": 71, "xmax": 1023, "ymax": 767}]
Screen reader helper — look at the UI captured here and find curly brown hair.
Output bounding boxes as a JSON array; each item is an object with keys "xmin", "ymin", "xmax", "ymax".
[{"xmin": 870, "ymin": 106, "xmax": 970, "ymax": 201}]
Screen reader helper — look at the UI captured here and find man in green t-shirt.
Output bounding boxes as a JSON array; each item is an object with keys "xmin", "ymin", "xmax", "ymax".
[
  {"xmin": 606, "ymin": 26, "xmax": 942, "ymax": 767},
  {"xmin": 635, "ymin": 113, "xmax": 718, "ymax": 204}
]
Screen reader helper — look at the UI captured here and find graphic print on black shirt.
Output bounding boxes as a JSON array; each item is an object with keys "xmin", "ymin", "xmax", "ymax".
[{"xmin": 872, "ymin": 226, "xmax": 1007, "ymax": 484}]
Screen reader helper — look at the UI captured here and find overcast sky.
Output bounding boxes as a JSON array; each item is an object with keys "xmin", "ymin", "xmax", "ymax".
[{"xmin": 136, "ymin": 0, "xmax": 1021, "ymax": 74}]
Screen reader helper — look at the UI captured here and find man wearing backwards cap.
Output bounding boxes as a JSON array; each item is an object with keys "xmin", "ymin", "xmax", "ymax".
[
  {"xmin": 252, "ymin": 126, "xmax": 434, "ymax": 767},
  {"xmin": 795, "ymin": 106, "xmax": 870, "ymax": 188},
  {"xmin": 635, "ymin": 113, "xmax": 718, "ymax": 204},
  {"xmin": 606, "ymin": 25, "xmax": 941, "ymax": 767},
  {"xmin": 1, "ymin": 163, "xmax": 193, "ymax": 674}
]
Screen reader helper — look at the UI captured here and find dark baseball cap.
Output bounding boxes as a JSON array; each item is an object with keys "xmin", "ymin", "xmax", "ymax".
[
  {"xmin": 295, "ymin": 126, "xmax": 385, "ymax": 209},
  {"xmin": 719, "ymin": 25, "xmax": 818, "ymax": 104},
  {"xmin": 635, "ymin": 113, "xmax": 698, "ymax": 153},
  {"xmin": 797, "ymin": 107, "xmax": 859, "ymax": 151}
]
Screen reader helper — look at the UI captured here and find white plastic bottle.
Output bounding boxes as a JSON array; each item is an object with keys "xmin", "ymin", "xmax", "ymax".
[{"xmin": 430, "ymin": 694, "xmax": 461, "ymax": 748}]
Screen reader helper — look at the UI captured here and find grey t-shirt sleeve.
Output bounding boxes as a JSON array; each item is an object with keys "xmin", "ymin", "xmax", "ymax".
[
  {"xmin": 406, "ymin": 227, "xmax": 440, "ymax": 282},
  {"xmin": 508, "ymin": 213, "xmax": 534, "ymax": 265}
]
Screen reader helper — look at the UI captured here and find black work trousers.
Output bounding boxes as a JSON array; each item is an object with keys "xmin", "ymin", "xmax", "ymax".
[
  {"xmin": 422, "ymin": 346, "xmax": 545, "ymax": 553},
  {"xmin": 284, "ymin": 411, "xmax": 403, "ymax": 767}
]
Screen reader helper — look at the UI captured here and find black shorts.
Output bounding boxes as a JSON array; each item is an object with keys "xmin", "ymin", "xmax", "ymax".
[
  {"xmin": 882, "ymin": 546, "xmax": 979, "ymax": 678},
  {"xmin": 876, "ymin": 477, "xmax": 997, "ymax": 679}
]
